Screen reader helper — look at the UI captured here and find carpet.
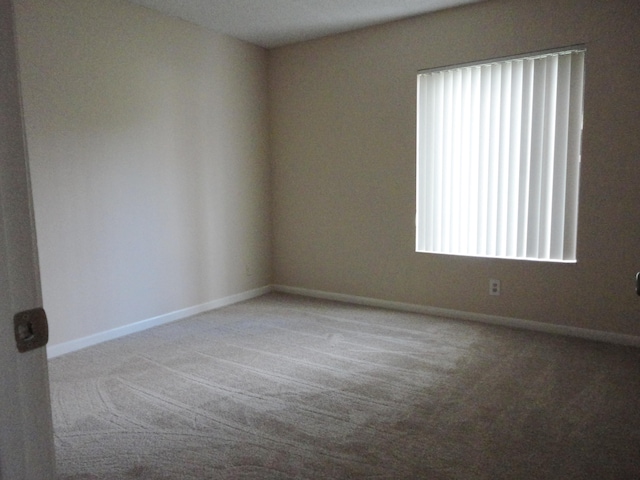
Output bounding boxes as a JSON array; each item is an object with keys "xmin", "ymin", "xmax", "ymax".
[{"xmin": 49, "ymin": 293, "xmax": 640, "ymax": 479}]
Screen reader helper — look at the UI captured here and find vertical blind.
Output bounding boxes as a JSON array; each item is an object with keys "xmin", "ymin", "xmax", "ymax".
[{"xmin": 416, "ymin": 48, "xmax": 585, "ymax": 262}]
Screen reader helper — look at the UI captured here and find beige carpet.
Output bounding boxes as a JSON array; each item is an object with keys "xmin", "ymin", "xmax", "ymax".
[{"xmin": 50, "ymin": 293, "xmax": 640, "ymax": 479}]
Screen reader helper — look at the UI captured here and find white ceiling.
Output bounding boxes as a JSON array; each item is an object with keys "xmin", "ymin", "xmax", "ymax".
[{"xmin": 126, "ymin": 0, "xmax": 485, "ymax": 48}]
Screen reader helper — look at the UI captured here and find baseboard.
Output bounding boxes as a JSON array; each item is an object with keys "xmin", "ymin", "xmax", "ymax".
[
  {"xmin": 272, "ymin": 284, "xmax": 640, "ymax": 348},
  {"xmin": 46, "ymin": 286, "xmax": 273, "ymax": 359},
  {"xmin": 47, "ymin": 283, "xmax": 640, "ymax": 359}
]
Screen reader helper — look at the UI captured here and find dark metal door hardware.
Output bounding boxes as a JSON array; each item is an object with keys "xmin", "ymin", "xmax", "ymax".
[{"xmin": 14, "ymin": 307, "xmax": 48, "ymax": 353}]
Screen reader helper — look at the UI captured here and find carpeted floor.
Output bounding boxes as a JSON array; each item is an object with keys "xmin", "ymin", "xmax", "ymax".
[{"xmin": 49, "ymin": 293, "xmax": 640, "ymax": 479}]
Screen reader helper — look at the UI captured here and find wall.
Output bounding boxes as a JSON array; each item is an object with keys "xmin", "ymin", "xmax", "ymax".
[
  {"xmin": 14, "ymin": 0, "xmax": 271, "ymax": 348},
  {"xmin": 269, "ymin": 0, "xmax": 640, "ymax": 336}
]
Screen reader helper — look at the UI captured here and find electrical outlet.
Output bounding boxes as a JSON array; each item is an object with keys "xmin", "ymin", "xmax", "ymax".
[
  {"xmin": 489, "ymin": 279, "xmax": 500, "ymax": 296},
  {"xmin": 245, "ymin": 264, "xmax": 254, "ymax": 277}
]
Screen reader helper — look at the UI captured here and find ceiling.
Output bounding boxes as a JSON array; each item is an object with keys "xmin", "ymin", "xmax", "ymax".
[{"xmin": 126, "ymin": 0, "xmax": 485, "ymax": 49}]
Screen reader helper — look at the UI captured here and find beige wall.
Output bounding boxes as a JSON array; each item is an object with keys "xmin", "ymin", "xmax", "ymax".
[
  {"xmin": 14, "ymin": 0, "xmax": 271, "ymax": 347},
  {"xmin": 269, "ymin": 0, "xmax": 640, "ymax": 335},
  {"xmin": 12, "ymin": 0, "xmax": 640, "ymax": 348}
]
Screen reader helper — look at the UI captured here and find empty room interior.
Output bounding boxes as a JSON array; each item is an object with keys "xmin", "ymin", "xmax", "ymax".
[{"xmin": 9, "ymin": 0, "xmax": 640, "ymax": 477}]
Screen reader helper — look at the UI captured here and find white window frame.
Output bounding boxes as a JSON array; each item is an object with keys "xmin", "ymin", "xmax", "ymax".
[{"xmin": 416, "ymin": 46, "xmax": 586, "ymax": 262}]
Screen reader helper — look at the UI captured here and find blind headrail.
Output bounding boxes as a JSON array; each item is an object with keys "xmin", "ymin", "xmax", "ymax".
[{"xmin": 418, "ymin": 44, "xmax": 586, "ymax": 76}]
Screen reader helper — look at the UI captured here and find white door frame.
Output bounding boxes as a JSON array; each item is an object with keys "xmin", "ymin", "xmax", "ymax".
[{"xmin": 0, "ymin": 0, "xmax": 56, "ymax": 478}]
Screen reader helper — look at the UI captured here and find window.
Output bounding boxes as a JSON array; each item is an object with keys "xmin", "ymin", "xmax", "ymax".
[{"xmin": 416, "ymin": 47, "xmax": 585, "ymax": 262}]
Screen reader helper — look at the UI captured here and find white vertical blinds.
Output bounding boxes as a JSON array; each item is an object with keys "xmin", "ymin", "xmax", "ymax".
[{"xmin": 416, "ymin": 48, "xmax": 585, "ymax": 262}]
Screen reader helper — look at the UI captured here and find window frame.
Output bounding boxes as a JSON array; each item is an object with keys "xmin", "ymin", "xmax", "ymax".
[{"xmin": 415, "ymin": 46, "xmax": 586, "ymax": 263}]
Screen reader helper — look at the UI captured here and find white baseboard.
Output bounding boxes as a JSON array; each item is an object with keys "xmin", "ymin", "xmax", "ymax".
[
  {"xmin": 47, "ymin": 283, "xmax": 640, "ymax": 359},
  {"xmin": 46, "ymin": 286, "xmax": 273, "ymax": 359},
  {"xmin": 272, "ymin": 284, "xmax": 640, "ymax": 348}
]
